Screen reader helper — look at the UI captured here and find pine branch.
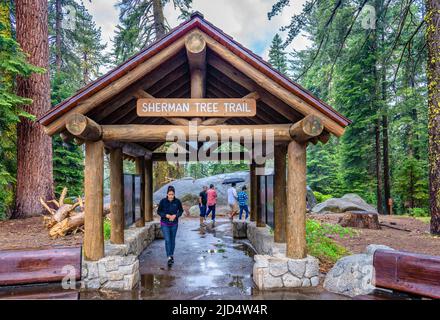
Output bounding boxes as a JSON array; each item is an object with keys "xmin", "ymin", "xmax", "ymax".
[{"xmin": 391, "ymin": 19, "xmax": 426, "ymax": 86}]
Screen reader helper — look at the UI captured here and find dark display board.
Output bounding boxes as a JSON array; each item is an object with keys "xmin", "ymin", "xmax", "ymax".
[{"xmin": 124, "ymin": 174, "xmax": 142, "ymax": 227}]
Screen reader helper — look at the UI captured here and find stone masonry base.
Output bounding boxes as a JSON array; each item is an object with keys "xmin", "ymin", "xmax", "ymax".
[
  {"xmin": 233, "ymin": 220, "xmax": 320, "ymax": 290},
  {"xmin": 81, "ymin": 221, "xmax": 162, "ymax": 290}
]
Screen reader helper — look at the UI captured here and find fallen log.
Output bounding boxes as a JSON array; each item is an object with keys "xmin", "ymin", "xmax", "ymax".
[{"xmin": 49, "ymin": 212, "xmax": 85, "ymax": 238}]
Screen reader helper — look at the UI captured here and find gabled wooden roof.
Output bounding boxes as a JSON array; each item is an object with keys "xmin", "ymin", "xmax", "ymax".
[{"xmin": 38, "ymin": 11, "xmax": 350, "ymax": 140}]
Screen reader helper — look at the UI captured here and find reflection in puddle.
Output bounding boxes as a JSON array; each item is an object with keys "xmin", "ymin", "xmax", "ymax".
[{"xmin": 141, "ymin": 274, "xmax": 175, "ymax": 293}]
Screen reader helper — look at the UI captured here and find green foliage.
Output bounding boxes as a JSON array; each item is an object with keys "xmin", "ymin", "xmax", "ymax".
[
  {"xmin": 313, "ymin": 191, "xmax": 333, "ymax": 204},
  {"xmin": 270, "ymin": 0, "xmax": 428, "ymax": 212},
  {"xmin": 49, "ymin": 1, "xmax": 109, "ymax": 198},
  {"xmin": 268, "ymin": 33, "xmax": 288, "ymax": 75},
  {"xmin": 104, "ymin": 219, "xmax": 111, "ymax": 241},
  {"xmin": 113, "ymin": 0, "xmax": 193, "ymax": 63},
  {"xmin": 306, "ymin": 219, "xmax": 353, "ymax": 263},
  {"xmin": 408, "ymin": 207, "xmax": 429, "ymax": 218},
  {"xmin": 394, "ymin": 156, "xmax": 428, "ymax": 212}
]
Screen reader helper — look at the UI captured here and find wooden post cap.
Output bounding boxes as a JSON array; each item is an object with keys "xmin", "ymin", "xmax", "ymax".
[
  {"xmin": 185, "ymin": 32, "xmax": 206, "ymax": 54},
  {"xmin": 289, "ymin": 115, "xmax": 324, "ymax": 143},
  {"xmin": 66, "ymin": 113, "xmax": 102, "ymax": 141}
]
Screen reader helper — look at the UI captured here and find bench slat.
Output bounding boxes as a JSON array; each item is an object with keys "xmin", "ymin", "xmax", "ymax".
[
  {"xmin": 0, "ymin": 246, "xmax": 82, "ymax": 286},
  {"xmin": 373, "ymin": 250, "xmax": 440, "ymax": 299}
]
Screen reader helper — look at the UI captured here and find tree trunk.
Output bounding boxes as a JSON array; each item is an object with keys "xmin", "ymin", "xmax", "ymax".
[
  {"xmin": 382, "ymin": 115, "xmax": 391, "ymax": 215},
  {"xmin": 375, "ymin": 121, "xmax": 383, "ymax": 214},
  {"xmin": 13, "ymin": 0, "xmax": 53, "ymax": 218},
  {"xmin": 55, "ymin": 0, "xmax": 62, "ymax": 72},
  {"xmin": 152, "ymin": 0, "xmax": 166, "ymax": 39},
  {"xmin": 427, "ymin": 0, "xmax": 440, "ymax": 235}
]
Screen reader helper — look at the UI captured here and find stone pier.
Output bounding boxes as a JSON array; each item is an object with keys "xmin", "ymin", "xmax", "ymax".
[
  {"xmin": 81, "ymin": 221, "xmax": 162, "ymax": 290},
  {"xmin": 233, "ymin": 220, "xmax": 320, "ymax": 290}
]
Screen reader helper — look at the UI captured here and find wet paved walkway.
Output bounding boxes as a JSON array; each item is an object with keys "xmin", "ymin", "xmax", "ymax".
[
  {"xmin": 83, "ymin": 218, "xmax": 348, "ymax": 300},
  {"xmin": 0, "ymin": 218, "xmax": 348, "ymax": 300}
]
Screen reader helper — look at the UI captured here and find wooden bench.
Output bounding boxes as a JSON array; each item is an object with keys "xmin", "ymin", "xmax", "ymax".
[
  {"xmin": 355, "ymin": 249, "xmax": 440, "ymax": 300},
  {"xmin": 0, "ymin": 246, "xmax": 82, "ymax": 299}
]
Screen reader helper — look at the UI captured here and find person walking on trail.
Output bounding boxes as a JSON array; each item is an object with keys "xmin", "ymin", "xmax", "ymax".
[
  {"xmin": 237, "ymin": 185, "xmax": 250, "ymax": 220},
  {"xmin": 205, "ymin": 184, "xmax": 217, "ymax": 226},
  {"xmin": 157, "ymin": 186, "xmax": 183, "ymax": 267},
  {"xmin": 227, "ymin": 182, "xmax": 238, "ymax": 221},
  {"xmin": 198, "ymin": 185, "xmax": 208, "ymax": 226}
]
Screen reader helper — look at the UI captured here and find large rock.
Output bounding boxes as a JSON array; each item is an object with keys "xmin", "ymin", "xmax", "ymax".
[
  {"xmin": 312, "ymin": 193, "xmax": 377, "ymax": 214},
  {"xmin": 154, "ymin": 172, "xmax": 250, "ymax": 206},
  {"xmin": 323, "ymin": 244, "xmax": 394, "ymax": 297}
]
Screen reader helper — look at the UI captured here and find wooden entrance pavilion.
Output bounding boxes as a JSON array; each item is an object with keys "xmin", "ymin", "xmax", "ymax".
[{"xmin": 38, "ymin": 12, "xmax": 350, "ymax": 262}]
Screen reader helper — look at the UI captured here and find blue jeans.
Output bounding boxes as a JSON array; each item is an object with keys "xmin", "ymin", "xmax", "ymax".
[
  {"xmin": 161, "ymin": 223, "xmax": 178, "ymax": 257},
  {"xmin": 199, "ymin": 204, "xmax": 207, "ymax": 217},
  {"xmin": 239, "ymin": 205, "xmax": 249, "ymax": 220},
  {"xmin": 206, "ymin": 205, "xmax": 216, "ymax": 221}
]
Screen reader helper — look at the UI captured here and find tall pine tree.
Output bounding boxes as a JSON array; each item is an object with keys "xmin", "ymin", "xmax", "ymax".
[{"xmin": 268, "ymin": 34, "xmax": 288, "ymax": 75}]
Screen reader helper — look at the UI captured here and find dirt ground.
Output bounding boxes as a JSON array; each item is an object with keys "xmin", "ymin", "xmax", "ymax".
[
  {"xmin": 310, "ymin": 213, "xmax": 440, "ymax": 256},
  {"xmin": 0, "ymin": 216, "xmax": 82, "ymax": 250}
]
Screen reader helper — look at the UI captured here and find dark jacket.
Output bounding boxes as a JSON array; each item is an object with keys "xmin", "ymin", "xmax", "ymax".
[{"xmin": 157, "ymin": 197, "xmax": 184, "ymax": 224}]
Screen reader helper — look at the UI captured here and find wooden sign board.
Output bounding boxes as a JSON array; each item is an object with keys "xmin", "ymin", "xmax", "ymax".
[{"xmin": 137, "ymin": 98, "xmax": 257, "ymax": 117}]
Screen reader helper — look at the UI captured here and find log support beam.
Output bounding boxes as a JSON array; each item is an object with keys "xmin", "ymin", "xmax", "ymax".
[
  {"xmin": 144, "ymin": 158, "xmax": 153, "ymax": 222},
  {"xmin": 84, "ymin": 140, "xmax": 104, "ymax": 261},
  {"xmin": 109, "ymin": 147, "xmax": 124, "ymax": 244},
  {"xmin": 286, "ymin": 140, "xmax": 307, "ymax": 259},
  {"xmin": 256, "ymin": 162, "xmax": 265, "ymax": 228},
  {"xmin": 105, "ymin": 141, "xmax": 152, "ymax": 159},
  {"xmin": 274, "ymin": 144, "xmax": 287, "ymax": 243},
  {"xmin": 100, "ymin": 115, "xmax": 323, "ymax": 144},
  {"xmin": 135, "ymin": 157, "xmax": 146, "ymax": 227},
  {"xmin": 250, "ymin": 161, "xmax": 257, "ymax": 222},
  {"xmin": 185, "ymin": 31, "xmax": 206, "ymax": 99}
]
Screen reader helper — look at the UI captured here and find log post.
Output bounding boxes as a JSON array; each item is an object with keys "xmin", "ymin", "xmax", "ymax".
[
  {"xmin": 109, "ymin": 147, "xmax": 124, "ymax": 244},
  {"xmin": 250, "ymin": 161, "xmax": 257, "ymax": 222},
  {"xmin": 84, "ymin": 140, "xmax": 104, "ymax": 261},
  {"xmin": 66, "ymin": 113, "xmax": 102, "ymax": 141},
  {"xmin": 144, "ymin": 158, "xmax": 153, "ymax": 222},
  {"xmin": 135, "ymin": 157, "xmax": 145, "ymax": 227},
  {"xmin": 274, "ymin": 144, "xmax": 287, "ymax": 243},
  {"xmin": 256, "ymin": 163, "xmax": 265, "ymax": 228},
  {"xmin": 286, "ymin": 140, "xmax": 307, "ymax": 259}
]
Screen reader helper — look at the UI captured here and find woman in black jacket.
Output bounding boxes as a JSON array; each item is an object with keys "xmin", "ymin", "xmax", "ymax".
[{"xmin": 157, "ymin": 186, "xmax": 183, "ymax": 267}]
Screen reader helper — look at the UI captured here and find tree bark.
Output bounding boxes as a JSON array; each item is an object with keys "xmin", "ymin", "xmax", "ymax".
[
  {"xmin": 427, "ymin": 0, "xmax": 440, "ymax": 235},
  {"xmin": 14, "ymin": 0, "xmax": 53, "ymax": 218},
  {"xmin": 375, "ymin": 121, "xmax": 383, "ymax": 214},
  {"xmin": 152, "ymin": 0, "xmax": 166, "ymax": 39},
  {"xmin": 55, "ymin": 0, "xmax": 62, "ymax": 72},
  {"xmin": 382, "ymin": 115, "xmax": 391, "ymax": 215}
]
